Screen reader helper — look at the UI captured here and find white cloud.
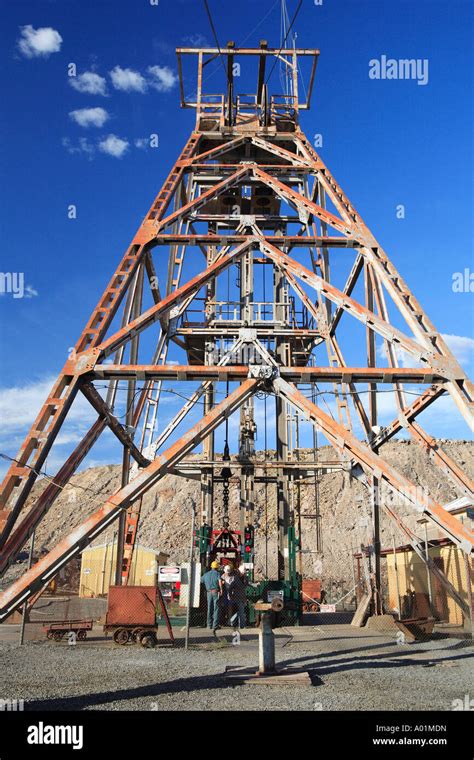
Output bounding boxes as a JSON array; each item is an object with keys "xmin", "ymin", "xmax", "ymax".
[
  {"xmin": 24, "ymin": 285, "xmax": 38, "ymax": 298},
  {"xmin": 109, "ymin": 65, "xmax": 147, "ymax": 93},
  {"xmin": 0, "ymin": 377, "xmax": 94, "ymax": 431},
  {"xmin": 62, "ymin": 136, "xmax": 95, "ymax": 158},
  {"xmin": 0, "ymin": 377, "xmax": 105, "ymax": 479},
  {"xmin": 376, "ymin": 341, "xmax": 421, "ymax": 368},
  {"xmin": 441, "ymin": 334, "xmax": 474, "ymax": 367},
  {"xmin": 134, "ymin": 137, "xmax": 149, "ymax": 150},
  {"xmin": 377, "ymin": 333, "xmax": 474, "ymax": 371},
  {"xmin": 69, "ymin": 71, "xmax": 108, "ymax": 96},
  {"xmin": 182, "ymin": 34, "xmax": 210, "ymax": 47},
  {"xmin": 98, "ymin": 134, "xmax": 129, "ymax": 158},
  {"xmin": 69, "ymin": 107, "xmax": 109, "ymax": 128},
  {"xmin": 147, "ymin": 65, "xmax": 178, "ymax": 93},
  {"xmin": 17, "ymin": 25, "xmax": 62, "ymax": 58}
]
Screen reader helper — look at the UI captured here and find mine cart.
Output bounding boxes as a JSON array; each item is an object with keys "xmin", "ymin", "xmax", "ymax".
[
  {"xmin": 43, "ymin": 619, "xmax": 93, "ymax": 642},
  {"xmin": 104, "ymin": 585, "xmax": 174, "ymax": 648}
]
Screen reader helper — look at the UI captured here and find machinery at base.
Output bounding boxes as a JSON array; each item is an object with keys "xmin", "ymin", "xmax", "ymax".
[
  {"xmin": 247, "ymin": 578, "xmax": 301, "ymax": 627},
  {"xmin": 195, "ymin": 519, "xmax": 302, "ymax": 626}
]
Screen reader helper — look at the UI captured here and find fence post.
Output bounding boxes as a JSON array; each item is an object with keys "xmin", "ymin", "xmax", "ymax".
[
  {"xmin": 185, "ymin": 501, "xmax": 196, "ymax": 650},
  {"xmin": 19, "ymin": 531, "xmax": 35, "ymax": 645}
]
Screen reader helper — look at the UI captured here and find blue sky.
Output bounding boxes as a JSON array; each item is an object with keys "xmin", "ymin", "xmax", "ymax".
[{"xmin": 0, "ymin": 0, "xmax": 472, "ymax": 477}]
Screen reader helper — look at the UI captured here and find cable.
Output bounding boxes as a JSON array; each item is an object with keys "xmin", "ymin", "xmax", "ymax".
[
  {"xmin": 265, "ymin": 0, "xmax": 303, "ymax": 85},
  {"xmin": 239, "ymin": 0, "xmax": 280, "ymax": 46},
  {"xmin": 93, "ymin": 382, "xmax": 430, "ymax": 413},
  {"xmin": 263, "ymin": 389, "xmax": 269, "ymax": 579},
  {"xmin": 279, "ymin": 0, "xmax": 292, "ymax": 97},
  {"xmin": 313, "ymin": 382, "xmax": 335, "ymax": 421},
  {"xmin": 202, "ymin": 0, "xmax": 227, "ymax": 75},
  {"xmin": 263, "ymin": 263, "xmax": 269, "ymax": 578},
  {"xmin": 297, "ymin": 386, "xmax": 430, "ymax": 400},
  {"xmin": 0, "ymin": 453, "xmax": 114, "ymax": 499},
  {"xmin": 184, "ymin": 0, "xmax": 279, "ymax": 103}
]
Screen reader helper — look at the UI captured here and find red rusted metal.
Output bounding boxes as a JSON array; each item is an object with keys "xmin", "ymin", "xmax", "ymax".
[
  {"xmin": 0, "ymin": 42, "xmax": 472, "ymax": 629},
  {"xmin": 106, "ymin": 586, "xmax": 157, "ymax": 628},
  {"xmin": 90, "ymin": 364, "xmax": 449, "ymax": 384},
  {"xmin": 0, "ymin": 379, "xmax": 258, "ymax": 620},
  {"xmin": 273, "ymin": 376, "xmax": 473, "ymax": 553},
  {"xmin": 96, "ymin": 239, "xmax": 255, "ymax": 359}
]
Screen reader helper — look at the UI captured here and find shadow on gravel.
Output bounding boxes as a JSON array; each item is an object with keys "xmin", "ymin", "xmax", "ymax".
[
  {"xmin": 302, "ymin": 613, "xmax": 355, "ymax": 626},
  {"xmin": 27, "ymin": 672, "xmax": 240, "ymax": 711},
  {"xmin": 284, "ymin": 640, "xmax": 399, "ymax": 657},
  {"xmin": 277, "ymin": 649, "xmax": 474, "ymax": 677}
]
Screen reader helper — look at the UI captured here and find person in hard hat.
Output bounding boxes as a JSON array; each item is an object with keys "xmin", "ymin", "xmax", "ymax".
[
  {"xmin": 219, "ymin": 563, "xmax": 237, "ymax": 625},
  {"xmin": 229, "ymin": 565, "xmax": 248, "ymax": 630},
  {"xmin": 201, "ymin": 560, "xmax": 221, "ymax": 631}
]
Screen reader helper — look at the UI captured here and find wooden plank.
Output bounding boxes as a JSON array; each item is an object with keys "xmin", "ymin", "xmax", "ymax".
[
  {"xmin": 351, "ymin": 592, "xmax": 371, "ymax": 627},
  {"xmin": 224, "ymin": 666, "xmax": 312, "ymax": 685}
]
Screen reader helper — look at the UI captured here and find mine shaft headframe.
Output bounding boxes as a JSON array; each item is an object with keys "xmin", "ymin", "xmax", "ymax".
[{"xmin": 176, "ymin": 42, "xmax": 319, "ymax": 130}]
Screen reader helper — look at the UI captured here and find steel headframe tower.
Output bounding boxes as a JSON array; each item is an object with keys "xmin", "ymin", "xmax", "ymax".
[{"xmin": 0, "ymin": 41, "xmax": 472, "ymax": 626}]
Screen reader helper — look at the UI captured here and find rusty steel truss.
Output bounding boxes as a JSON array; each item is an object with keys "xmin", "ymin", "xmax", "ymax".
[{"xmin": 0, "ymin": 42, "xmax": 472, "ymax": 623}]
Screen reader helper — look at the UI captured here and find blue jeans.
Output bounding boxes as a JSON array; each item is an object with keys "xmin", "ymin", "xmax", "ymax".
[
  {"xmin": 230, "ymin": 601, "xmax": 246, "ymax": 629},
  {"xmin": 206, "ymin": 591, "xmax": 220, "ymax": 629}
]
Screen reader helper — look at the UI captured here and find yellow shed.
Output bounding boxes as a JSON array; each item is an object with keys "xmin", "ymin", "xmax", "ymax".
[
  {"xmin": 386, "ymin": 500, "xmax": 472, "ymax": 627},
  {"xmin": 79, "ymin": 542, "xmax": 169, "ymax": 598},
  {"xmin": 386, "ymin": 542, "xmax": 470, "ymax": 625}
]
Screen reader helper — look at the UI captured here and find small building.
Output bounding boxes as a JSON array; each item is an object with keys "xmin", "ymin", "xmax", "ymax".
[
  {"xmin": 386, "ymin": 540, "xmax": 470, "ymax": 625},
  {"xmin": 79, "ymin": 542, "xmax": 169, "ymax": 598},
  {"xmin": 386, "ymin": 499, "xmax": 472, "ymax": 626}
]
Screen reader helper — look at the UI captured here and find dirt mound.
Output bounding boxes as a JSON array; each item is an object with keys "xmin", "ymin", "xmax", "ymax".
[{"xmin": 4, "ymin": 440, "xmax": 472, "ymax": 592}]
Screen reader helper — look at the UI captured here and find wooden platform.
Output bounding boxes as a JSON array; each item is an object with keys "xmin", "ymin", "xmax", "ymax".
[
  {"xmin": 394, "ymin": 617, "xmax": 436, "ymax": 641},
  {"xmin": 224, "ymin": 665, "xmax": 312, "ymax": 685}
]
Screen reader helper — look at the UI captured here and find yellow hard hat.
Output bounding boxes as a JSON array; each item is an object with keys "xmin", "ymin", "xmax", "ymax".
[{"xmin": 211, "ymin": 560, "xmax": 219, "ymax": 569}]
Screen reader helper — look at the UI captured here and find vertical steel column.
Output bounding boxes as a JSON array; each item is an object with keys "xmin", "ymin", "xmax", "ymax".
[
  {"xmin": 200, "ymin": 236, "xmax": 217, "ymax": 563},
  {"xmin": 274, "ymin": 260, "xmax": 290, "ymax": 580},
  {"xmin": 239, "ymin": 248, "xmax": 256, "ymax": 563},
  {"xmin": 115, "ymin": 264, "xmax": 144, "ymax": 586},
  {"xmin": 365, "ymin": 263, "xmax": 382, "ymax": 614}
]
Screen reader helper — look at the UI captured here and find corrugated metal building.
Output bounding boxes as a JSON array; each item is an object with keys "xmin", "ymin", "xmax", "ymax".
[{"xmin": 79, "ymin": 542, "xmax": 169, "ymax": 598}]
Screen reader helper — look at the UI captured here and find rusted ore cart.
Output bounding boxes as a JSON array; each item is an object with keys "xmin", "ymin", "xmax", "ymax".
[
  {"xmin": 43, "ymin": 619, "xmax": 93, "ymax": 641},
  {"xmin": 301, "ymin": 579, "xmax": 322, "ymax": 613},
  {"xmin": 104, "ymin": 585, "xmax": 174, "ymax": 648}
]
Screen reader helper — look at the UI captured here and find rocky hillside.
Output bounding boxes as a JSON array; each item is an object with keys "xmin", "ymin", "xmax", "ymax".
[{"xmin": 4, "ymin": 440, "xmax": 472, "ymax": 595}]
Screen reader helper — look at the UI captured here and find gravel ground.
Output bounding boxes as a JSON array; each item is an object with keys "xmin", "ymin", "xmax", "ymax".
[{"xmin": 1, "ymin": 625, "xmax": 472, "ymax": 712}]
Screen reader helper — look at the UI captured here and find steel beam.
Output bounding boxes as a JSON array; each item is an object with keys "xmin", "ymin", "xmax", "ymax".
[
  {"xmin": 90, "ymin": 364, "xmax": 448, "ymax": 384},
  {"xmin": 260, "ymin": 241, "xmax": 455, "ymax": 376},
  {"xmin": 0, "ymin": 378, "xmax": 259, "ymax": 621},
  {"xmin": 80, "ymin": 383, "xmax": 150, "ymax": 468},
  {"xmin": 97, "ymin": 240, "xmax": 254, "ymax": 358},
  {"xmin": 273, "ymin": 377, "xmax": 473, "ymax": 552}
]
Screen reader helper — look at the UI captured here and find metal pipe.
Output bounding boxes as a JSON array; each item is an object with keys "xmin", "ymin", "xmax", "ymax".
[
  {"xmin": 391, "ymin": 530, "xmax": 401, "ymax": 618},
  {"xmin": 19, "ymin": 531, "xmax": 35, "ymax": 645}
]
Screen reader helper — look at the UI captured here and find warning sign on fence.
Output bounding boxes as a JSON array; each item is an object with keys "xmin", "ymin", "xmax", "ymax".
[
  {"xmin": 320, "ymin": 604, "xmax": 337, "ymax": 613},
  {"xmin": 158, "ymin": 566, "xmax": 181, "ymax": 583}
]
